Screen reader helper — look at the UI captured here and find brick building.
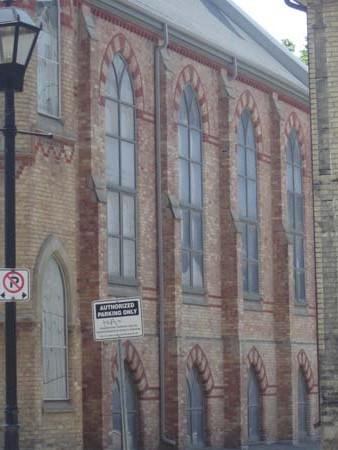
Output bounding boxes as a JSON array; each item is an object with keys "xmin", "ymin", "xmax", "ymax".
[
  {"xmin": 285, "ymin": 1, "xmax": 338, "ymax": 450},
  {"xmin": 0, "ymin": 0, "xmax": 318, "ymax": 449}
]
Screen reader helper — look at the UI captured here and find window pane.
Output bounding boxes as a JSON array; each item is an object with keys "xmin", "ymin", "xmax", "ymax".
[
  {"xmin": 247, "ymin": 148, "xmax": 256, "ymax": 179},
  {"xmin": 247, "ymin": 180, "xmax": 257, "ymax": 219},
  {"xmin": 294, "ymin": 166, "xmax": 302, "ymax": 194},
  {"xmin": 120, "ymin": 105, "xmax": 134, "ymax": 140},
  {"xmin": 123, "ymin": 240, "xmax": 136, "ymax": 278},
  {"xmin": 121, "ymin": 141, "xmax": 135, "ymax": 189},
  {"xmin": 106, "ymin": 137, "xmax": 119, "ymax": 185},
  {"xmin": 113, "ymin": 54, "xmax": 125, "ymax": 81},
  {"xmin": 191, "ymin": 163, "xmax": 202, "ymax": 207},
  {"xmin": 288, "ymin": 193, "xmax": 295, "ymax": 229},
  {"xmin": 295, "ymin": 195, "xmax": 304, "ymax": 231},
  {"xmin": 191, "ymin": 411, "xmax": 204, "ymax": 445},
  {"xmin": 180, "ymin": 159, "xmax": 190, "ymax": 203},
  {"xmin": 108, "ymin": 237, "xmax": 120, "ymax": 276},
  {"xmin": 192, "ymin": 253, "xmax": 203, "ymax": 287},
  {"xmin": 246, "ymin": 118, "xmax": 255, "ymax": 149},
  {"xmin": 120, "ymin": 70, "xmax": 133, "ymax": 104},
  {"xmin": 293, "ymin": 138, "xmax": 301, "ymax": 164},
  {"xmin": 248, "ymin": 262, "xmax": 259, "ymax": 294},
  {"xmin": 248, "ymin": 225, "xmax": 258, "ymax": 260},
  {"xmin": 237, "ymin": 119, "xmax": 245, "ymax": 147},
  {"xmin": 122, "ymin": 195, "xmax": 135, "ymax": 238},
  {"xmin": 237, "ymin": 145, "xmax": 245, "ymax": 176},
  {"xmin": 179, "ymin": 125, "xmax": 189, "ymax": 158},
  {"xmin": 182, "ymin": 251, "xmax": 191, "ymax": 286},
  {"xmin": 191, "ymin": 212, "xmax": 202, "ymax": 251},
  {"xmin": 179, "ymin": 94, "xmax": 188, "ymax": 124},
  {"xmin": 242, "ymin": 258, "xmax": 248, "ymax": 292},
  {"xmin": 240, "ymin": 222, "xmax": 247, "ymax": 257},
  {"xmin": 298, "ymin": 271, "xmax": 306, "ymax": 301},
  {"xmin": 189, "ymin": 97, "xmax": 201, "ymax": 129},
  {"xmin": 106, "ymin": 65, "xmax": 118, "ymax": 99},
  {"xmin": 238, "ymin": 176, "xmax": 247, "ymax": 217},
  {"xmin": 106, "ymin": 100, "xmax": 118, "ymax": 136},
  {"xmin": 190, "ymin": 129, "xmax": 201, "ymax": 162},
  {"xmin": 287, "ymin": 163, "xmax": 293, "ymax": 192},
  {"xmin": 181, "ymin": 209, "xmax": 190, "ymax": 249},
  {"xmin": 107, "ymin": 192, "xmax": 119, "ymax": 235},
  {"xmin": 295, "ymin": 236, "xmax": 304, "ymax": 269}
]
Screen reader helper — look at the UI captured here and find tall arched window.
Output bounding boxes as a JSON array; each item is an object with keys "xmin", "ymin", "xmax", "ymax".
[
  {"xmin": 248, "ymin": 367, "xmax": 262, "ymax": 443},
  {"xmin": 105, "ymin": 55, "xmax": 136, "ymax": 283},
  {"xmin": 37, "ymin": 0, "xmax": 60, "ymax": 117},
  {"xmin": 179, "ymin": 85, "xmax": 203, "ymax": 289},
  {"xmin": 287, "ymin": 129, "xmax": 305, "ymax": 303},
  {"xmin": 298, "ymin": 370, "xmax": 310, "ymax": 439},
  {"xmin": 186, "ymin": 368, "xmax": 205, "ymax": 447},
  {"xmin": 42, "ymin": 257, "xmax": 68, "ymax": 400},
  {"xmin": 112, "ymin": 366, "xmax": 139, "ymax": 450},
  {"xmin": 237, "ymin": 110, "xmax": 259, "ymax": 296}
]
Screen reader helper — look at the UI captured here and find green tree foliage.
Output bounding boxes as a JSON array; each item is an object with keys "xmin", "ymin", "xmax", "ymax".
[{"xmin": 281, "ymin": 38, "xmax": 309, "ymax": 66}]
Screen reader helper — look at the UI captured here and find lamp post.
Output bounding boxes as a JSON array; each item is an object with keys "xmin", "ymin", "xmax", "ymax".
[{"xmin": 0, "ymin": 2, "xmax": 40, "ymax": 449}]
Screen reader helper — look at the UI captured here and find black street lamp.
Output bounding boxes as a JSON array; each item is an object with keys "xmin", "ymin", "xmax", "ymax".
[{"xmin": 0, "ymin": 2, "xmax": 40, "ymax": 449}]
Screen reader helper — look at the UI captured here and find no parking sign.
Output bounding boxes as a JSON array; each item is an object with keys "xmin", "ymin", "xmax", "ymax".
[{"xmin": 0, "ymin": 268, "xmax": 30, "ymax": 301}]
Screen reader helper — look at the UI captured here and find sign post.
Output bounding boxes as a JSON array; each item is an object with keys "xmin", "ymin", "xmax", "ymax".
[{"xmin": 92, "ymin": 297, "xmax": 143, "ymax": 450}]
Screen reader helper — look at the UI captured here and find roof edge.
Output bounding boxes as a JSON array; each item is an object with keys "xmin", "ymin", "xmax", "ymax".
[{"xmin": 88, "ymin": 0, "xmax": 309, "ymax": 106}]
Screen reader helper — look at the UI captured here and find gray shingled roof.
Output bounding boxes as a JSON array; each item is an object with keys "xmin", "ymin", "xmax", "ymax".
[{"xmin": 96, "ymin": 0, "xmax": 308, "ymax": 101}]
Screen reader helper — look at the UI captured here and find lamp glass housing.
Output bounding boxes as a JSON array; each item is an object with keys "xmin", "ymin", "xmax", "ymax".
[{"xmin": 0, "ymin": 7, "xmax": 40, "ymax": 91}]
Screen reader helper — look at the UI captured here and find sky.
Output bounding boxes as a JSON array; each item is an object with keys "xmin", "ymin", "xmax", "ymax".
[{"xmin": 230, "ymin": 0, "xmax": 307, "ymax": 55}]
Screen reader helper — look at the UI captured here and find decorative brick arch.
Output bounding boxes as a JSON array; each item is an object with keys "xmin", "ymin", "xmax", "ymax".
[
  {"xmin": 99, "ymin": 33, "xmax": 144, "ymax": 109},
  {"xmin": 111, "ymin": 341, "xmax": 149, "ymax": 394},
  {"xmin": 234, "ymin": 90, "xmax": 263, "ymax": 154},
  {"xmin": 173, "ymin": 65, "xmax": 210, "ymax": 134},
  {"xmin": 297, "ymin": 350, "xmax": 315, "ymax": 392},
  {"xmin": 247, "ymin": 347, "xmax": 269, "ymax": 393},
  {"xmin": 284, "ymin": 111, "xmax": 306, "ymax": 155},
  {"xmin": 186, "ymin": 344, "xmax": 214, "ymax": 394}
]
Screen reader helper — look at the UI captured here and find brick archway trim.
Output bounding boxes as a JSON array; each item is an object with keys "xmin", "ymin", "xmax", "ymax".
[
  {"xmin": 186, "ymin": 344, "xmax": 214, "ymax": 394},
  {"xmin": 173, "ymin": 65, "xmax": 210, "ymax": 135},
  {"xmin": 234, "ymin": 90, "xmax": 263, "ymax": 153},
  {"xmin": 111, "ymin": 341, "xmax": 149, "ymax": 394},
  {"xmin": 99, "ymin": 33, "xmax": 144, "ymax": 109},
  {"xmin": 284, "ymin": 111, "xmax": 306, "ymax": 154},
  {"xmin": 247, "ymin": 347, "xmax": 269, "ymax": 393},
  {"xmin": 297, "ymin": 349, "xmax": 315, "ymax": 392}
]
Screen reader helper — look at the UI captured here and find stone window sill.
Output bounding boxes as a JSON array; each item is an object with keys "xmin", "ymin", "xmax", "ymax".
[{"xmin": 43, "ymin": 400, "xmax": 74, "ymax": 414}]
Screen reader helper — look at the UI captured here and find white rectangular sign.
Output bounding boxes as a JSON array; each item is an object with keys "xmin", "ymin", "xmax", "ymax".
[
  {"xmin": 92, "ymin": 297, "xmax": 143, "ymax": 341},
  {"xmin": 0, "ymin": 268, "xmax": 30, "ymax": 301}
]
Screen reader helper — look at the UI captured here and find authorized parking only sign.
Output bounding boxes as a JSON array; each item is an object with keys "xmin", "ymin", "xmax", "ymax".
[{"xmin": 92, "ymin": 297, "xmax": 143, "ymax": 341}]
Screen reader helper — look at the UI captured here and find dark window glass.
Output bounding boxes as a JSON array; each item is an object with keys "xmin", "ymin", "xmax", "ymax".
[
  {"xmin": 287, "ymin": 129, "xmax": 306, "ymax": 303},
  {"xmin": 179, "ymin": 86, "xmax": 204, "ymax": 289},
  {"xmin": 186, "ymin": 368, "xmax": 205, "ymax": 447},
  {"xmin": 248, "ymin": 368, "xmax": 261, "ymax": 443},
  {"xmin": 237, "ymin": 110, "xmax": 259, "ymax": 295},
  {"xmin": 105, "ymin": 55, "xmax": 136, "ymax": 282},
  {"xmin": 112, "ymin": 366, "xmax": 139, "ymax": 450},
  {"xmin": 298, "ymin": 370, "xmax": 310, "ymax": 439}
]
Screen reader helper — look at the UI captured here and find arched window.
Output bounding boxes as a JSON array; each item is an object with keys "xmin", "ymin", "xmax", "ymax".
[
  {"xmin": 37, "ymin": 0, "xmax": 60, "ymax": 117},
  {"xmin": 298, "ymin": 370, "xmax": 310, "ymax": 439},
  {"xmin": 112, "ymin": 366, "xmax": 139, "ymax": 450},
  {"xmin": 42, "ymin": 257, "xmax": 68, "ymax": 400},
  {"xmin": 237, "ymin": 110, "xmax": 259, "ymax": 296},
  {"xmin": 105, "ymin": 55, "xmax": 136, "ymax": 283},
  {"xmin": 179, "ymin": 85, "xmax": 203, "ymax": 289},
  {"xmin": 248, "ymin": 368, "xmax": 262, "ymax": 443},
  {"xmin": 186, "ymin": 368, "xmax": 205, "ymax": 447},
  {"xmin": 287, "ymin": 129, "xmax": 305, "ymax": 303}
]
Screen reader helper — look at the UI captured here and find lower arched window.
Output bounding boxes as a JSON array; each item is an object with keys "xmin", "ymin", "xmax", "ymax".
[
  {"xmin": 112, "ymin": 365, "xmax": 139, "ymax": 450},
  {"xmin": 248, "ymin": 367, "xmax": 262, "ymax": 443},
  {"xmin": 42, "ymin": 257, "xmax": 68, "ymax": 400},
  {"xmin": 298, "ymin": 370, "xmax": 310, "ymax": 439},
  {"xmin": 186, "ymin": 368, "xmax": 205, "ymax": 447}
]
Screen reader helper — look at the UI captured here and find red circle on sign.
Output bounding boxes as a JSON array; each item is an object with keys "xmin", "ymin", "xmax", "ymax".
[{"xmin": 3, "ymin": 271, "xmax": 24, "ymax": 294}]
